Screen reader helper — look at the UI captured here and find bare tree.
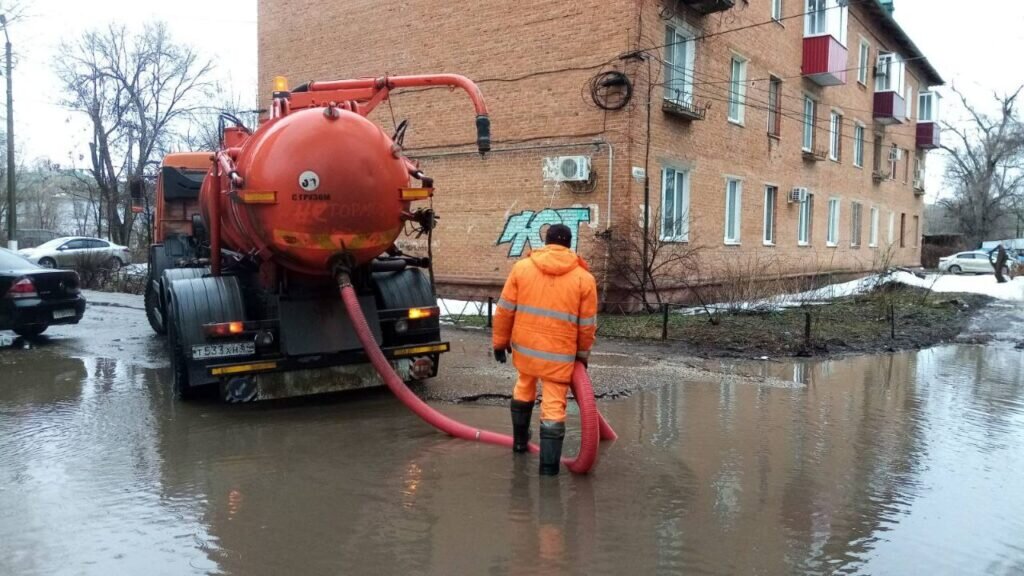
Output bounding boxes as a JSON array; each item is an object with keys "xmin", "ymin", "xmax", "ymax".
[
  {"xmin": 55, "ymin": 21, "xmax": 213, "ymax": 246},
  {"xmin": 939, "ymin": 86, "xmax": 1024, "ymax": 247},
  {"xmin": 179, "ymin": 85, "xmax": 260, "ymax": 152},
  {"xmin": 593, "ymin": 208, "xmax": 702, "ymax": 312}
]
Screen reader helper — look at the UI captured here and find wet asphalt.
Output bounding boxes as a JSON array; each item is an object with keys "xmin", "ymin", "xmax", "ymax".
[{"xmin": 2, "ymin": 291, "xmax": 1024, "ymax": 575}]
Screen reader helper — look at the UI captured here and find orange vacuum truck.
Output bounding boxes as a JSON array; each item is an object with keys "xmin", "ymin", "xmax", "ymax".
[{"xmin": 145, "ymin": 74, "xmax": 614, "ymax": 472}]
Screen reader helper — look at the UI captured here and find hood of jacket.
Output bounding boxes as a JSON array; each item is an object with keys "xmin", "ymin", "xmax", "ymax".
[{"xmin": 528, "ymin": 244, "xmax": 585, "ymax": 276}]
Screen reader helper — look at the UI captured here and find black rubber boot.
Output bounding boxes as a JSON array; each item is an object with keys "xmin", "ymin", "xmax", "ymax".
[
  {"xmin": 510, "ymin": 400, "xmax": 534, "ymax": 453},
  {"xmin": 539, "ymin": 420, "xmax": 566, "ymax": 476}
]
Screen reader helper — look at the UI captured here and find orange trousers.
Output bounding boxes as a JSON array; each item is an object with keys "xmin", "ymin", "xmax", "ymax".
[{"xmin": 512, "ymin": 373, "xmax": 570, "ymax": 422}]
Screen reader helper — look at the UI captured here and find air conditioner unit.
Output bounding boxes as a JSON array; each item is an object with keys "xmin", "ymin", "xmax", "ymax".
[
  {"xmin": 789, "ymin": 187, "xmax": 809, "ymax": 204},
  {"xmin": 542, "ymin": 156, "xmax": 591, "ymax": 182}
]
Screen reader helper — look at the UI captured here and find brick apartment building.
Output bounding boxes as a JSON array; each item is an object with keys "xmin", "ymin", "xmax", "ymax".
[{"xmin": 258, "ymin": 0, "xmax": 942, "ymax": 299}]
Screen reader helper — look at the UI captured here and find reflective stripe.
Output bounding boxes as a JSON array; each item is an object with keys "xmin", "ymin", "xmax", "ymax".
[
  {"xmin": 497, "ymin": 298, "xmax": 517, "ymax": 311},
  {"xmin": 576, "ymin": 350, "xmax": 591, "ymax": 359},
  {"xmin": 578, "ymin": 315, "xmax": 597, "ymax": 326},
  {"xmin": 511, "ymin": 343, "xmax": 577, "ymax": 364},
  {"xmin": 517, "ymin": 303, "xmax": 579, "ymax": 324}
]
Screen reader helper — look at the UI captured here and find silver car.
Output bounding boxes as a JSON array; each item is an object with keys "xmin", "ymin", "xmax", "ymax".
[
  {"xmin": 17, "ymin": 237, "xmax": 131, "ymax": 270},
  {"xmin": 938, "ymin": 250, "xmax": 1008, "ymax": 275}
]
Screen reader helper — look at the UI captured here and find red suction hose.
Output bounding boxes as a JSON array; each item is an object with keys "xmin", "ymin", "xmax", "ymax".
[{"xmin": 339, "ymin": 283, "xmax": 615, "ymax": 474}]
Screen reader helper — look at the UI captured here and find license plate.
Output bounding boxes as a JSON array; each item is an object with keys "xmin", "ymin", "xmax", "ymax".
[
  {"xmin": 53, "ymin": 309, "xmax": 76, "ymax": 319},
  {"xmin": 192, "ymin": 342, "xmax": 255, "ymax": 360}
]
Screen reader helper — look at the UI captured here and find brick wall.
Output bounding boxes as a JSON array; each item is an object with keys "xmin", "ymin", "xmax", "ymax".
[{"xmin": 258, "ymin": 0, "xmax": 934, "ymax": 300}]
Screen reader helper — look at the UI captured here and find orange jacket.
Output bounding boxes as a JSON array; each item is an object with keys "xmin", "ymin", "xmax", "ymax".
[{"xmin": 492, "ymin": 244, "xmax": 598, "ymax": 383}]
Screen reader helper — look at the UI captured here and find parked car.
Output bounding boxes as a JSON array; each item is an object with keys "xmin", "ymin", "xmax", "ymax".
[
  {"xmin": 938, "ymin": 250, "xmax": 1010, "ymax": 276},
  {"xmin": 17, "ymin": 236, "xmax": 130, "ymax": 270},
  {"xmin": 0, "ymin": 247, "xmax": 86, "ymax": 337}
]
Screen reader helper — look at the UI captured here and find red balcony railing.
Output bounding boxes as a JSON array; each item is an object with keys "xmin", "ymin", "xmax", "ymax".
[
  {"xmin": 802, "ymin": 35, "xmax": 848, "ymax": 86},
  {"xmin": 916, "ymin": 121, "xmax": 941, "ymax": 149},
  {"xmin": 873, "ymin": 91, "xmax": 906, "ymax": 125}
]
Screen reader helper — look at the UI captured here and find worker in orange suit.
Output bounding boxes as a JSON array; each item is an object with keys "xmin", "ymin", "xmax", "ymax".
[{"xmin": 492, "ymin": 224, "xmax": 598, "ymax": 476}]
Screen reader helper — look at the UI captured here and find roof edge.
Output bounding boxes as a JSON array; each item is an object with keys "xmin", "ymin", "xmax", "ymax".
[{"xmin": 858, "ymin": 0, "xmax": 944, "ymax": 86}]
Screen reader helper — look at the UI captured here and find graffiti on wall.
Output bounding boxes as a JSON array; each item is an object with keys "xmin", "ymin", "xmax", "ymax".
[{"xmin": 496, "ymin": 207, "xmax": 592, "ymax": 257}]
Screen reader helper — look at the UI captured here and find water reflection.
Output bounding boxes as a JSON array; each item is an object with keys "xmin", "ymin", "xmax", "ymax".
[{"xmin": 1, "ymin": 344, "xmax": 1023, "ymax": 575}]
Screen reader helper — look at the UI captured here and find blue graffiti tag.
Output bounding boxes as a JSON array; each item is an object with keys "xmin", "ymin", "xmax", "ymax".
[{"xmin": 496, "ymin": 207, "xmax": 592, "ymax": 257}]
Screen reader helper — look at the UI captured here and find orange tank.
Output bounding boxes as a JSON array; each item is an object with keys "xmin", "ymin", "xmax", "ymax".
[{"xmin": 201, "ymin": 107, "xmax": 411, "ymax": 275}]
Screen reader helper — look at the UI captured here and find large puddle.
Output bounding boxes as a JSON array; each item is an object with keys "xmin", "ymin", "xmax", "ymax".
[{"xmin": 1, "ymin": 344, "xmax": 1023, "ymax": 575}]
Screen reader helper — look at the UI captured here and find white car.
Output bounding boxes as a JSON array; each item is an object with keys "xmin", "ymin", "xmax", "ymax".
[
  {"xmin": 17, "ymin": 237, "xmax": 131, "ymax": 270},
  {"xmin": 938, "ymin": 250, "xmax": 1008, "ymax": 275}
]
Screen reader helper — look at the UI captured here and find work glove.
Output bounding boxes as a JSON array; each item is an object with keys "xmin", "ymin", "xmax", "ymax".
[{"xmin": 494, "ymin": 346, "xmax": 511, "ymax": 363}]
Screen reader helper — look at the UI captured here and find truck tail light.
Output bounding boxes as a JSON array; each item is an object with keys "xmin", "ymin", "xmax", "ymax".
[
  {"xmin": 204, "ymin": 321, "xmax": 246, "ymax": 337},
  {"xmin": 5, "ymin": 277, "xmax": 38, "ymax": 299},
  {"xmin": 408, "ymin": 307, "xmax": 438, "ymax": 320}
]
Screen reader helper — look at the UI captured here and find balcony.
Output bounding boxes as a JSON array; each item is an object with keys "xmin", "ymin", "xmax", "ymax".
[
  {"xmin": 679, "ymin": 0, "xmax": 735, "ymax": 15},
  {"xmin": 802, "ymin": 145, "xmax": 828, "ymax": 162},
  {"xmin": 873, "ymin": 91, "xmax": 906, "ymax": 125},
  {"xmin": 663, "ymin": 98, "xmax": 707, "ymax": 121},
  {"xmin": 916, "ymin": 121, "xmax": 941, "ymax": 149},
  {"xmin": 802, "ymin": 35, "xmax": 848, "ymax": 86}
]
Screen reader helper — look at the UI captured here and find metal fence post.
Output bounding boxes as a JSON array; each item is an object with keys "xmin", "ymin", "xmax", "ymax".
[
  {"xmin": 661, "ymin": 303, "xmax": 669, "ymax": 340},
  {"xmin": 487, "ymin": 297, "xmax": 493, "ymax": 328}
]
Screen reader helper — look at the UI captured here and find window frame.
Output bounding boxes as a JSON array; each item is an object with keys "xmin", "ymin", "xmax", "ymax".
[
  {"xmin": 767, "ymin": 76, "xmax": 782, "ymax": 137},
  {"xmin": 850, "ymin": 201, "xmax": 862, "ymax": 248},
  {"xmin": 869, "ymin": 206, "xmax": 879, "ymax": 247},
  {"xmin": 888, "ymin": 211, "xmax": 896, "ymax": 244},
  {"xmin": 664, "ymin": 22, "xmax": 697, "ymax": 106},
  {"xmin": 797, "ymin": 192, "xmax": 814, "ymax": 246},
  {"xmin": 919, "ymin": 92, "xmax": 937, "ymax": 122},
  {"xmin": 853, "ymin": 122, "xmax": 865, "ymax": 168},
  {"xmin": 857, "ymin": 38, "xmax": 870, "ymax": 85},
  {"xmin": 771, "ymin": 0, "xmax": 783, "ymax": 21},
  {"xmin": 660, "ymin": 166, "xmax": 691, "ymax": 242},
  {"xmin": 900, "ymin": 213, "xmax": 906, "ymax": 247},
  {"xmin": 802, "ymin": 95, "xmax": 816, "ymax": 152},
  {"xmin": 826, "ymin": 197, "xmax": 841, "ymax": 247},
  {"xmin": 829, "ymin": 111, "xmax": 842, "ymax": 161},
  {"xmin": 763, "ymin": 185, "xmax": 778, "ymax": 246},
  {"xmin": 724, "ymin": 177, "xmax": 743, "ymax": 245},
  {"xmin": 728, "ymin": 56, "xmax": 748, "ymax": 125}
]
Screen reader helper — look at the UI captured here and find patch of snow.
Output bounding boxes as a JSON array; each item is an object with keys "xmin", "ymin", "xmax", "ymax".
[
  {"xmin": 83, "ymin": 290, "xmax": 145, "ymax": 310},
  {"xmin": 438, "ymin": 298, "xmax": 488, "ymax": 319},
  {"xmin": 890, "ymin": 272, "xmax": 1024, "ymax": 302}
]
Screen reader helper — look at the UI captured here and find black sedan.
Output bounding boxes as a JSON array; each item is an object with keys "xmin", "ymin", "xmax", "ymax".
[{"xmin": 0, "ymin": 247, "xmax": 86, "ymax": 337}]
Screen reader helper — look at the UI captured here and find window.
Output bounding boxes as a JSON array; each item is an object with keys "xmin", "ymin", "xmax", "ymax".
[
  {"xmin": 857, "ymin": 39, "xmax": 870, "ymax": 85},
  {"xmin": 829, "ymin": 111, "xmax": 842, "ymax": 161},
  {"xmin": 919, "ymin": 92, "xmax": 938, "ymax": 122},
  {"xmin": 768, "ymin": 77, "xmax": 782, "ymax": 137},
  {"xmin": 772, "ymin": 0, "xmax": 782, "ymax": 21},
  {"xmin": 906, "ymin": 85, "xmax": 914, "ymax": 120},
  {"xmin": 804, "ymin": 0, "xmax": 848, "ymax": 45},
  {"xmin": 913, "ymin": 215, "xmax": 919, "ymax": 247},
  {"xmin": 724, "ymin": 178, "xmax": 742, "ymax": 244},
  {"xmin": 853, "ymin": 123, "xmax": 865, "ymax": 167},
  {"xmin": 850, "ymin": 201, "xmax": 862, "ymax": 247},
  {"xmin": 664, "ymin": 23, "xmax": 696, "ymax": 105},
  {"xmin": 64, "ymin": 240, "xmax": 88, "ymax": 250},
  {"xmin": 826, "ymin": 198, "xmax": 840, "ymax": 246},
  {"xmin": 798, "ymin": 193, "xmax": 814, "ymax": 245},
  {"xmin": 889, "ymin": 145, "xmax": 899, "ymax": 180},
  {"xmin": 87, "ymin": 240, "xmax": 109, "ymax": 248},
  {"xmin": 802, "ymin": 96, "xmax": 816, "ymax": 151},
  {"xmin": 888, "ymin": 211, "xmax": 895, "ymax": 244},
  {"xmin": 728, "ymin": 57, "xmax": 747, "ymax": 124},
  {"xmin": 763, "ymin": 186, "xmax": 778, "ymax": 245},
  {"xmin": 903, "ymin": 148, "xmax": 910, "ymax": 183},
  {"xmin": 875, "ymin": 52, "xmax": 905, "ymax": 93},
  {"xmin": 660, "ymin": 167, "xmax": 691, "ymax": 241},
  {"xmin": 873, "ymin": 134, "xmax": 883, "ymax": 172},
  {"xmin": 899, "ymin": 213, "xmax": 906, "ymax": 247},
  {"xmin": 869, "ymin": 206, "xmax": 879, "ymax": 247}
]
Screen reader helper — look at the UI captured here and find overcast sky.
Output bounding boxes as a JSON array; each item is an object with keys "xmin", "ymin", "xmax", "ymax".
[{"xmin": 9, "ymin": 0, "xmax": 1024, "ymax": 201}]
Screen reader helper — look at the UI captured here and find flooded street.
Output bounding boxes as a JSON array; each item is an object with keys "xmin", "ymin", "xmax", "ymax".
[{"xmin": 2, "ymin": 298, "xmax": 1024, "ymax": 575}]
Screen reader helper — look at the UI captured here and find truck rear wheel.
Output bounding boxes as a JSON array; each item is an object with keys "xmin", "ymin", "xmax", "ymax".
[
  {"xmin": 166, "ymin": 296, "xmax": 195, "ymax": 400},
  {"xmin": 145, "ymin": 280, "xmax": 166, "ymax": 335}
]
